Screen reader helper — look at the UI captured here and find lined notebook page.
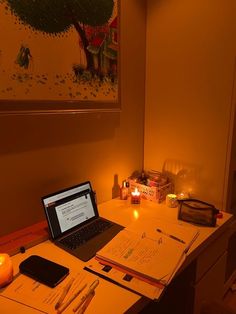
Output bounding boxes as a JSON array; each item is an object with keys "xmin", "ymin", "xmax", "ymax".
[{"xmin": 96, "ymin": 218, "xmax": 199, "ymax": 286}]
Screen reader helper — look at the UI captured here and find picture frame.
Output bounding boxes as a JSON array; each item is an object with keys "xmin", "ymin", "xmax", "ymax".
[{"xmin": 0, "ymin": 0, "xmax": 120, "ymax": 115}]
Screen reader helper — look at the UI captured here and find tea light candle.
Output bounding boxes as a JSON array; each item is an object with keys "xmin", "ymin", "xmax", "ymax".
[
  {"xmin": 0, "ymin": 253, "xmax": 13, "ymax": 288},
  {"xmin": 166, "ymin": 194, "xmax": 178, "ymax": 208},
  {"xmin": 131, "ymin": 188, "xmax": 141, "ymax": 204},
  {"xmin": 177, "ymin": 192, "xmax": 190, "ymax": 200}
]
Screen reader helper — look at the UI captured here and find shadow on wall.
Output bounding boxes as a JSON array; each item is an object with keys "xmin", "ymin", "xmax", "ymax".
[
  {"xmin": 112, "ymin": 173, "xmax": 121, "ymax": 198},
  {"xmin": 0, "ymin": 112, "xmax": 120, "ymax": 155},
  {"xmin": 162, "ymin": 158, "xmax": 201, "ymax": 198}
]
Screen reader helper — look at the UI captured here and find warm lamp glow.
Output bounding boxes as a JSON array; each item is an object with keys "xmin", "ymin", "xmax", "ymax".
[{"xmin": 0, "ymin": 253, "xmax": 13, "ymax": 288}]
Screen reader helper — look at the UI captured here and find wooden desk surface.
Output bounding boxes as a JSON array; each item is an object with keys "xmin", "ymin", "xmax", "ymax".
[
  {"xmin": 0, "ymin": 240, "xmax": 140, "ymax": 314},
  {"xmin": 98, "ymin": 199, "xmax": 234, "ymax": 276},
  {"xmin": 99, "ymin": 198, "xmax": 233, "ymax": 254},
  {"xmin": 0, "ymin": 199, "xmax": 233, "ymax": 313}
]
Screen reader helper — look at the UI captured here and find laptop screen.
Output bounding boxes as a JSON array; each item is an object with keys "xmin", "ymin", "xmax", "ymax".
[{"xmin": 42, "ymin": 182, "xmax": 98, "ymax": 239}]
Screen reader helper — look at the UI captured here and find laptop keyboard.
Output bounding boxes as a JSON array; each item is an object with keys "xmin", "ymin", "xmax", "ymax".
[{"xmin": 59, "ymin": 219, "xmax": 113, "ymax": 250}]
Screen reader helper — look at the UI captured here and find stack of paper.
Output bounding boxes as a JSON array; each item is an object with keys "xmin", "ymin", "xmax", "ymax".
[
  {"xmin": 91, "ymin": 218, "xmax": 199, "ymax": 297},
  {"xmin": 85, "ymin": 257, "xmax": 165, "ymax": 300}
]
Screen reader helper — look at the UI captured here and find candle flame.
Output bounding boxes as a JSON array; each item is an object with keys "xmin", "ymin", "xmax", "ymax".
[{"xmin": 132, "ymin": 188, "xmax": 140, "ymax": 196}]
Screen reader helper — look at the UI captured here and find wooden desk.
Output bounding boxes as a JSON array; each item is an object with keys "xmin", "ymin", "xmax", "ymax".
[
  {"xmin": 0, "ymin": 199, "xmax": 233, "ymax": 314},
  {"xmin": 99, "ymin": 199, "xmax": 234, "ymax": 314},
  {"xmin": 0, "ymin": 241, "xmax": 142, "ymax": 314}
]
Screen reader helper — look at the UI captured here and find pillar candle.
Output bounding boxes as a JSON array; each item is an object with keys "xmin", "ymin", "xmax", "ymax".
[{"xmin": 0, "ymin": 253, "xmax": 13, "ymax": 288}]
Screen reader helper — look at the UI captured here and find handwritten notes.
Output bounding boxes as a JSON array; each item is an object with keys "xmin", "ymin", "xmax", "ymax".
[
  {"xmin": 96, "ymin": 219, "xmax": 199, "ymax": 286},
  {"xmin": 96, "ymin": 229, "xmax": 183, "ymax": 286},
  {"xmin": 102, "ymin": 232, "xmax": 160, "ymax": 265}
]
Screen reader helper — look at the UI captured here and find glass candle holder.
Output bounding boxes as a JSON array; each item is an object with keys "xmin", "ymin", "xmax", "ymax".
[
  {"xmin": 166, "ymin": 194, "xmax": 178, "ymax": 208},
  {"xmin": 131, "ymin": 188, "xmax": 141, "ymax": 204}
]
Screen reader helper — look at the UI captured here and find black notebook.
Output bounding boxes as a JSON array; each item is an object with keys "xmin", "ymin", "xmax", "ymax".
[{"xmin": 42, "ymin": 181, "xmax": 123, "ymax": 262}]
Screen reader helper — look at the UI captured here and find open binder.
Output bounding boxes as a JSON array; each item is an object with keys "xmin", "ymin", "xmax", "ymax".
[{"xmin": 85, "ymin": 218, "xmax": 199, "ymax": 299}]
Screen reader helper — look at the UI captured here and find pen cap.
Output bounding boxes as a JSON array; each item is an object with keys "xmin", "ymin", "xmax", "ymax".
[{"xmin": 90, "ymin": 279, "xmax": 99, "ymax": 291}]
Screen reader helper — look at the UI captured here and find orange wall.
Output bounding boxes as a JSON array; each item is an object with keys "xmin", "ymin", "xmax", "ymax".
[
  {"xmin": 0, "ymin": 0, "xmax": 146, "ymax": 236},
  {"xmin": 145, "ymin": 0, "xmax": 236, "ymax": 209}
]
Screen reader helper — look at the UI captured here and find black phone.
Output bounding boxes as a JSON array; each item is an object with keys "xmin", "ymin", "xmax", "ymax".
[{"xmin": 19, "ymin": 255, "xmax": 69, "ymax": 288}]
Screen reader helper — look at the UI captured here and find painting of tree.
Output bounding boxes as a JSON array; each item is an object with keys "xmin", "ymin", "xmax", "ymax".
[{"xmin": 0, "ymin": 0, "xmax": 119, "ymax": 111}]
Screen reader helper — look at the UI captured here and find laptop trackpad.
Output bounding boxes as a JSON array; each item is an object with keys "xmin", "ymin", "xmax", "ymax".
[{"xmin": 74, "ymin": 223, "xmax": 123, "ymax": 262}]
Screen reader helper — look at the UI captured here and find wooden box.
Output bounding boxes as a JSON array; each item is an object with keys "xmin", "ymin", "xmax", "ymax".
[{"xmin": 129, "ymin": 180, "xmax": 173, "ymax": 203}]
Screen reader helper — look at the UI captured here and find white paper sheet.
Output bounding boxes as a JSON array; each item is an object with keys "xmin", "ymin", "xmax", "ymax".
[{"xmin": 0, "ymin": 271, "xmax": 96, "ymax": 313}]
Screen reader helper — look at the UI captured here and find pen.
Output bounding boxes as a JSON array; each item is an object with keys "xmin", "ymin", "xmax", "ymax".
[
  {"xmin": 57, "ymin": 283, "xmax": 87, "ymax": 314},
  {"xmin": 76, "ymin": 291, "xmax": 95, "ymax": 314},
  {"xmin": 55, "ymin": 277, "xmax": 75, "ymax": 310},
  {"xmin": 156, "ymin": 228, "xmax": 185, "ymax": 244},
  {"xmin": 73, "ymin": 279, "xmax": 99, "ymax": 313}
]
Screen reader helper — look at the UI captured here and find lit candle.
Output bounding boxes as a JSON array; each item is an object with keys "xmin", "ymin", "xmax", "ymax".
[
  {"xmin": 0, "ymin": 253, "xmax": 13, "ymax": 288},
  {"xmin": 166, "ymin": 194, "xmax": 178, "ymax": 208},
  {"xmin": 177, "ymin": 192, "xmax": 190, "ymax": 200},
  {"xmin": 131, "ymin": 188, "xmax": 141, "ymax": 204}
]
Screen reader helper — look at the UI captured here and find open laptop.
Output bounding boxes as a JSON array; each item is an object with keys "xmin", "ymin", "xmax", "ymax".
[{"xmin": 42, "ymin": 181, "xmax": 124, "ymax": 262}]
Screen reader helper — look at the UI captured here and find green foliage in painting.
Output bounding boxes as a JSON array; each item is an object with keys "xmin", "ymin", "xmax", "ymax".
[
  {"xmin": 6, "ymin": 0, "xmax": 114, "ymax": 34},
  {"xmin": 5, "ymin": 0, "xmax": 116, "ymax": 70}
]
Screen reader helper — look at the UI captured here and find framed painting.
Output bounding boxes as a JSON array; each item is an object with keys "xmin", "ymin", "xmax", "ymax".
[{"xmin": 0, "ymin": 0, "xmax": 120, "ymax": 114}]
